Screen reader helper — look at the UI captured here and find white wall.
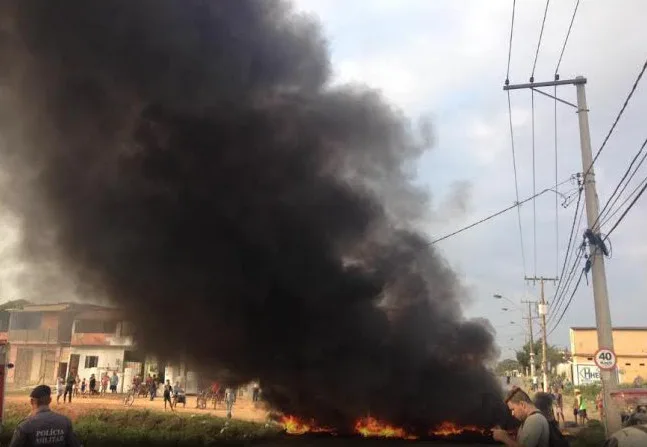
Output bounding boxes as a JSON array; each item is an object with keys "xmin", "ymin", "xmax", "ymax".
[{"xmin": 69, "ymin": 347, "xmax": 126, "ymax": 392}]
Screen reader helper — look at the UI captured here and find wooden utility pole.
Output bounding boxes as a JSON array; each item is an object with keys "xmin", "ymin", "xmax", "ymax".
[{"xmin": 525, "ymin": 276, "xmax": 557, "ymax": 392}]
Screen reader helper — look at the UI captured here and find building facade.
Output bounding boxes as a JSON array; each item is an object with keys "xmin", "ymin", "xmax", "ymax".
[
  {"xmin": 68, "ymin": 308, "xmax": 138, "ymax": 392},
  {"xmin": 570, "ymin": 326, "xmax": 647, "ymax": 385},
  {"xmin": 6, "ymin": 303, "xmax": 77, "ymax": 387},
  {"xmin": 5, "ymin": 303, "xmax": 140, "ymax": 390}
]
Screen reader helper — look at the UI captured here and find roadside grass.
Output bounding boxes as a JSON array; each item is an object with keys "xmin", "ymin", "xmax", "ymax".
[{"xmin": 1, "ymin": 402, "xmax": 283, "ymax": 446}]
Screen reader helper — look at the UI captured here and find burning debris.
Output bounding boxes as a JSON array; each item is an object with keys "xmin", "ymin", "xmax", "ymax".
[{"xmin": 0, "ymin": 0, "xmax": 509, "ymax": 433}]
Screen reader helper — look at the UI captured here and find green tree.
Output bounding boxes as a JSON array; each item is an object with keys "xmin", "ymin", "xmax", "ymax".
[
  {"xmin": 515, "ymin": 341, "xmax": 565, "ymax": 372},
  {"xmin": 496, "ymin": 358, "xmax": 520, "ymax": 375}
]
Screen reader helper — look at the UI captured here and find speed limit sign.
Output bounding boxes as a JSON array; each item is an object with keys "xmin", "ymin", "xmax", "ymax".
[{"xmin": 594, "ymin": 348, "xmax": 617, "ymax": 370}]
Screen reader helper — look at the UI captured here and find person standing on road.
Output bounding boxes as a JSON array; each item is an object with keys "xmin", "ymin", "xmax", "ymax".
[
  {"xmin": 110, "ymin": 372, "xmax": 119, "ymax": 393},
  {"xmin": 251, "ymin": 381, "xmax": 260, "ymax": 402},
  {"xmin": 552, "ymin": 386, "xmax": 565, "ymax": 426},
  {"xmin": 163, "ymin": 380, "xmax": 174, "ymax": 411},
  {"xmin": 225, "ymin": 387, "xmax": 235, "ymax": 419},
  {"xmin": 492, "ymin": 387, "xmax": 549, "ymax": 447},
  {"xmin": 149, "ymin": 378, "xmax": 157, "ymax": 401},
  {"xmin": 100, "ymin": 373, "xmax": 109, "ymax": 395},
  {"xmin": 8, "ymin": 385, "xmax": 82, "ymax": 447},
  {"xmin": 89, "ymin": 374, "xmax": 97, "ymax": 396},
  {"xmin": 576, "ymin": 390, "xmax": 588, "ymax": 425},
  {"xmin": 56, "ymin": 378, "xmax": 64, "ymax": 405},
  {"xmin": 63, "ymin": 375, "xmax": 74, "ymax": 404}
]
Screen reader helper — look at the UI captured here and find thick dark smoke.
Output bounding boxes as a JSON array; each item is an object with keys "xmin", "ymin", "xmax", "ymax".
[{"xmin": 0, "ymin": 0, "xmax": 508, "ymax": 432}]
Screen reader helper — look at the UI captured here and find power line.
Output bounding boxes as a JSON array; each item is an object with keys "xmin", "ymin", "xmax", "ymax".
[
  {"xmin": 548, "ymin": 139, "xmax": 647, "ymax": 334},
  {"xmin": 550, "ymin": 182, "xmax": 582, "ymax": 311},
  {"xmin": 585, "ymin": 58, "xmax": 647, "ymax": 177},
  {"xmin": 605, "ymin": 170, "xmax": 647, "ymax": 238},
  {"xmin": 554, "ymin": 0, "xmax": 581, "ymax": 75},
  {"xmin": 548, "ymin": 236, "xmax": 588, "ymax": 329},
  {"xmin": 595, "ymin": 137, "xmax": 647, "ymax": 228},
  {"xmin": 549, "ymin": 241, "xmax": 584, "ymax": 328},
  {"xmin": 429, "ymin": 179, "xmax": 571, "ymax": 245},
  {"xmin": 506, "ymin": 0, "xmax": 517, "ymax": 83},
  {"xmin": 554, "ymin": 85, "xmax": 559, "ymax": 279},
  {"xmin": 548, "ymin": 245, "xmax": 584, "ymax": 329},
  {"xmin": 548, "ymin": 196, "xmax": 586, "ymax": 326},
  {"xmin": 548, "ymin": 267, "xmax": 585, "ymax": 336},
  {"xmin": 531, "ymin": 0, "xmax": 551, "ymax": 80},
  {"xmin": 600, "ymin": 175, "xmax": 647, "ymax": 229},
  {"xmin": 531, "ymin": 91, "xmax": 538, "ymax": 277},
  {"xmin": 507, "ymin": 91, "xmax": 528, "ymax": 277}
]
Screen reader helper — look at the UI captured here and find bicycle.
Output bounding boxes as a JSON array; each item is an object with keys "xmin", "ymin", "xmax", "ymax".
[{"xmin": 123, "ymin": 385, "xmax": 136, "ymax": 407}]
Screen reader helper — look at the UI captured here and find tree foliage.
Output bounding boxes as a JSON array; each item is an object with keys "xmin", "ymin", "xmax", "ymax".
[
  {"xmin": 496, "ymin": 358, "xmax": 520, "ymax": 375},
  {"xmin": 515, "ymin": 341, "xmax": 565, "ymax": 372}
]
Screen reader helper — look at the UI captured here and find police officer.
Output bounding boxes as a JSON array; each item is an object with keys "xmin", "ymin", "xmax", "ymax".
[{"xmin": 8, "ymin": 385, "xmax": 81, "ymax": 447}]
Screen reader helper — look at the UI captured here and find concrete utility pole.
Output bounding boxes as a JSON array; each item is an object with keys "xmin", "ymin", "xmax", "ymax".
[
  {"xmin": 525, "ymin": 276, "xmax": 558, "ymax": 392},
  {"xmin": 504, "ymin": 76, "xmax": 621, "ymax": 435}
]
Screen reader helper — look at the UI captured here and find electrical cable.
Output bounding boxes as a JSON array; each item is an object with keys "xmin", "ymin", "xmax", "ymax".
[
  {"xmin": 531, "ymin": 0, "xmax": 551, "ymax": 80},
  {"xmin": 594, "ymin": 137, "xmax": 647, "ymax": 229},
  {"xmin": 554, "ymin": 0, "xmax": 581, "ymax": 76},
  {"xmin": 604, "ymin": 174, "xmax": 647, "ymax": 238},
  {"xmin": 506, "ymin": 0, "xmax": 517, "ymax": 84},
  {"xmin": 548, "ymin": 198, "xmax": 586, "ymax": 326},
  {"xmin": 549, "ymin": 240, "xmax": 587, "ymax": 326},
  {"xmin": 429, "ymin": 179, "xmax": 571, "ymax": 245},
  {"xmin": 531, "ymin": 90, "xmax": 538, "ymax": 277},
  {"xmin": 548, "ymin": 267, "xmax": 585, "ymax": 336},
  {"xmin": 550, "ymin": 184, "xmax": 582, "ymax": 313},
  {"xmin": 585, "ymin": 58, "xmax": 647, "ymax": 178},
  {"xmin": 554, "ymin": 85, "xmax": 559, "ymax": 279},
  {"xmin": 507, "ymin": 91, "xmax": 528, "ymax": 276},
  {"xmin": 600, "ymin": 175, "xmax": 647, "ymax": 229},
  {"xmin": 548, "ymin": 246, "xmax": 584, "ymax": 328},
  {"xmin": 547, "ymin": 228, "xmax": 584, "ymax": 324}
]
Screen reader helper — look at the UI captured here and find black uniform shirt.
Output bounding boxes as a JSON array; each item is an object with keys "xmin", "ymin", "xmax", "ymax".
[{"xmin": 8, "ymin": 407, "xmax": 81, "ymax": 447}]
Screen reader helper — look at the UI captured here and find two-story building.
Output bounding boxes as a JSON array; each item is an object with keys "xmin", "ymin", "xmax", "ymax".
[
  {"xmin": 570, "ymin": 326, "xmax": 647, "ymax": 385},
  {"xmin": 6, "ymin": 303, "xmax": 80, "ymax": 387},
  {"xmin": 68, "ymin": 308, "xmax": 140, "ymax": 392},
  {"xmin": 6, "ymin": 302, "xmax": 141, "ymax": 390}
]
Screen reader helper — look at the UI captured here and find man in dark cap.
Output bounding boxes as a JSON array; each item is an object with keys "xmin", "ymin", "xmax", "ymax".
[{"xmin": 8, "ymin": 385, "xmax": 82, "ymax": 447}]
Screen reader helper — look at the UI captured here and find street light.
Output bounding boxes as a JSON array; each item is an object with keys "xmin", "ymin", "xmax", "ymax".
[{"xmin": 493, "ymin": 294, "xmax": 522, "ymax": 310}]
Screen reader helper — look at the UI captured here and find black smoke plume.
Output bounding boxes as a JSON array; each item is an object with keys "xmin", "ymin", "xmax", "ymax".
[{"xmin": 0, "ymin": 0, "xmax": 509, "ymax": 432}]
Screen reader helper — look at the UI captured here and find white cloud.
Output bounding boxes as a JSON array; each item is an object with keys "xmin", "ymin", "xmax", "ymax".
[{"xmin": 293, "ymin": 0, "xmax": 647, "ymax": 353}]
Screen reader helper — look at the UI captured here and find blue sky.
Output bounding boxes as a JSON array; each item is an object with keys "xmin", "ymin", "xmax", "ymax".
[{"xmin": 294, "ymin": 0, "xmax": 647, "ymax": 358}]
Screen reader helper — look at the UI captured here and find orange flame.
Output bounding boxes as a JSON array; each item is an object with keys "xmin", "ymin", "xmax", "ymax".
[
  {"xmin": 354, "ymin": 417, "xmax": 418, "ymax": 440},
  {"xmin": 429, "ymin": 422, "xmax": 488, "ymax": 437},
  {"xmin": 281, "ymin": 415, "xmax": 334, "ymax": 435}
]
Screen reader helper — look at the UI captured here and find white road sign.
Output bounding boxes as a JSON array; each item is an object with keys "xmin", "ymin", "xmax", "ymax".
[{"xmin": 594, "ymin": 348, "xmax": 617, "ymax": 370}]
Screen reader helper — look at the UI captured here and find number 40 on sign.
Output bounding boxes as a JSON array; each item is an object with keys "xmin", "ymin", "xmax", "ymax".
[{"xmin": 594, "ymin": 348, "xmax": 617, "ymax": 370}]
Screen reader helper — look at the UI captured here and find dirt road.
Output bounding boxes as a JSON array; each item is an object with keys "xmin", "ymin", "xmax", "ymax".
[{"xmin": 5, "ymin": 393, "xmax": 269, "ymax": 422}]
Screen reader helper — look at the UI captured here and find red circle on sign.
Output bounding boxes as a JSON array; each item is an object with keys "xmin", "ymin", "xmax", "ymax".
[{"xmin": 594, "ymin": 348, "xmax": 617, "ymax": 370}]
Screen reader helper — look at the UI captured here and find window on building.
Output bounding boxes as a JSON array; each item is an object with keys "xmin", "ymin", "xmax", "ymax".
[
  {"xmin": 74, "ymin": 319, "xmax": 118, "ymax": 334},
  {"xmin": 640, "ymin": 363, "xmax": 645, "ymax": 366},
  {"xmin": 625, "ymin": 363, "xmax": 631, "ymax": 366},
  {"xmin": 84, "ymin": 355, "xmax": 99, "ymax": 368},
  {"xmin": 587, "ymin": 357, "xmax": 593, "ymax": 361},
  {"xmin": 10, "ymin": 312, "xmax": 42, "ymax": 330}
]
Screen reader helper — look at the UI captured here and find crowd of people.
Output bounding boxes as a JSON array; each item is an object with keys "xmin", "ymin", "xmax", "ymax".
[{"xmin": 56, "ymin": 372, "xmax": 120, "ymax": 403}]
